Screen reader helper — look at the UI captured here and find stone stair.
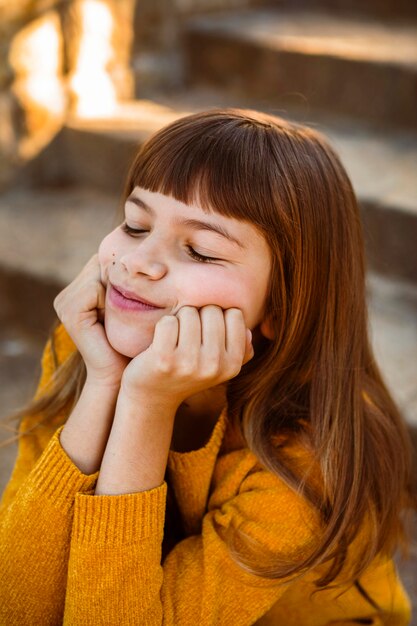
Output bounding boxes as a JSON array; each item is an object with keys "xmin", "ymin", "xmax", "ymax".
[
  {"xmin": 182, "ymin": 9, "xmax": 417, "ymax": 130},
  {"xmin": 262, "ymin": 0, "xmax": 417, "ymax": 22}
]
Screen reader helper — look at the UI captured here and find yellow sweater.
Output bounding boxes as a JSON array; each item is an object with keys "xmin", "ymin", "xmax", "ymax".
[{"xmin": 0, "ymin": 324, "xmax": 411, "ymax": 625}]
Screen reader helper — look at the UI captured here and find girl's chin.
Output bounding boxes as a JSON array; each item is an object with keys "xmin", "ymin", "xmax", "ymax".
[{"xmin": 104, "ymin": 324, "xmax": 153, "ymax": 359}]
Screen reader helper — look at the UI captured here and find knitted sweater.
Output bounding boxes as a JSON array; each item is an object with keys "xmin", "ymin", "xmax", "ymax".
[{"xmin": 0, "ymin": 324, "xmax": 411, "ymax": 625}]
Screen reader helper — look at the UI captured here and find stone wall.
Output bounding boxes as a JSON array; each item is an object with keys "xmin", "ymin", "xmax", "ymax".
[
  {"xmin": 0, "ymin": 0, "xmax": 135, "ymax": 189},
  {"xmin": 133, "ymin": 0, "xmax": 260, "ymax": 94},
  {"xmin": 134, "ymin": 0, "xmax": 255, "ymax": 52}
]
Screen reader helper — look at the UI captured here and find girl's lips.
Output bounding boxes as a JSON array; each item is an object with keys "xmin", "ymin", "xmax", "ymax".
[{"xmin": 109, "ymin": 285, "xmax": 164, "ymax": 312}]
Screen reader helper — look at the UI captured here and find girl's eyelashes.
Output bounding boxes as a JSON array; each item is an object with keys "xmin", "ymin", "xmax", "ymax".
[
  {"xmin": 185, "ymin": 245, "xmax": 218, "ymax": 264},
  {"xmin": 121, "ymin": 223, "xmax": 147, "ymax": 236},
  {"xmin": 120, "ymin": 222, "xmax": 220, "ymax": 264}
]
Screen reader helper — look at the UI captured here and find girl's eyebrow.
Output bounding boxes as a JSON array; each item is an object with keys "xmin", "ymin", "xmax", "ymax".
[{"xmin": 126, "ymin": 195, "xmax": 246, "ymax": 250}]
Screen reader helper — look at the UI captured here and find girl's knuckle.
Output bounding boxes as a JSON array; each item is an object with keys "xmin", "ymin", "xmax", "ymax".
[
  {"xmin": 204, "ymin": 367, "xmax": 219, "ymax": 381},
  {"xmin": 156, "ymin": 354, "xmax": 173, "ymax": 373},
  {"xmin": 53, "ymin": 291, "xmax": 65, "ymax": 307},
  {"xmin": 204, "ymin": 355, "xmax": 221, "ymax": 377},
  {"xmin": 226, "ymin": 359, "xmax": 242, "ymax": 378},
  {"xmin": 178, "ymin": 362, "xmax": 195, "ymax": 378}
]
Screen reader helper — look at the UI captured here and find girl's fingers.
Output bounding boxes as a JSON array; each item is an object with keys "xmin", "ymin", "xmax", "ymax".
[
  {"xmin": 96, "ymin": 281, "xmax": 106, "ymax": 323},
  {"xmin": 176, "ymin": 307, "xmax": 202, "ymax": 361},
  {"xmin": 150, "ymin": 305, "xmax": 252, "ymax": 387},
  {"xmin": 199, "ymin": 306, "xmax": 225, "ymax": 376},
  {"xmin": 200, "ymin": 305, "xmax": 225, "ymax": 351},
  {"xmin": 54, "ymin": 255, "xmax": 105, "ymax": 327},
  {"xmin": 152, "ymin": 315, "xmax": 179, "ymax": 354},
  {"xmin": 243, "ymin": 328, "xmax": 255, "ymax": 364},
  {"xmin": 224, "ymin": 308, "xmax": 254, "ymax": 368},
  {"xmin": 76, "ymin": 254, "xmax": 101, "ymax": 286},
  {"xmin": 224, "ymin": 308, "xmax": 247, "ymax": 357},
  {"xmin": 85, "ymin": 253, "xmax": 100, "ymax": 270},
  {"xmin": 96, "ymin": 281, "xmax": 106, "ymax": 310}
]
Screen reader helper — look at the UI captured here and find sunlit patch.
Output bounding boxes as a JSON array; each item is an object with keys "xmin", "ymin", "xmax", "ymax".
[
  {"xmin": 69, "ymin": 0, "xmax": 117, "ymax": 117},
  {"xmin": 9, "ymin": 12, "xmax": 65, "ymax": 125}
]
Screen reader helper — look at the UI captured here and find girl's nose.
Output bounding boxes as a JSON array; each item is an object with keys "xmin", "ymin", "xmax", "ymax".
[{"xmin": 119, "ymin": 241, "xmax": 168, "ymax": 280}]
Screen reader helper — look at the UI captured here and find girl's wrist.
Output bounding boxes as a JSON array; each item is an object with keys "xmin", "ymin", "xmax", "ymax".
[
  {"xmin": 85, "ymin": 371, "xmax": 122, "ymax": 393},
  {"xmin": 118, "ymin": 379, "xmax": 181, "ymax": 415},
  {"xmin": 96, "ymin": 384, "xmax": 178, "ymax": 495},
  {"xmin": 60, "ymin": 377, "xmax": 120, "ymax": 475}
]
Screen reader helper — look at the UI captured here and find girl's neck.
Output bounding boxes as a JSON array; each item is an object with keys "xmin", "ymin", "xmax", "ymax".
[{"xmin": 170, "ymin": 385, "xmax": 227, "ymax": 453}]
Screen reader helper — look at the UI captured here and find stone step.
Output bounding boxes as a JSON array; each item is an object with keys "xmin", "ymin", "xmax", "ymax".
[
  {"xmin": 20, "ymin": 91, "xmax": 417, "ymax": 285},
  {"xmin": 0, "ymin": 185, "xmax": 119, "ymax": 335},
  {"xmin": 264, "ymin": 0, "xmax": 417, "ymax": 22},
  {"xmin": 20, "ymin": 100, "xmax": 182, "ymax": 196},
  {"xmin": 182, "ymin": 9, "xmax": 417, "ymax": 130}
]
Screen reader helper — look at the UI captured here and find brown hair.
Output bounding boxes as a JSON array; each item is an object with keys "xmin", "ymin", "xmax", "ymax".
[{"xmin": 3, "ymin": 108, "xmax": 414, "ymax": 591}]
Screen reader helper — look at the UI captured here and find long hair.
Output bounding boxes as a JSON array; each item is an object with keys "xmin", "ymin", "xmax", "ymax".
[{"xmin": 3, "ymin": 108, "xmax": 414, "ymax": 589}]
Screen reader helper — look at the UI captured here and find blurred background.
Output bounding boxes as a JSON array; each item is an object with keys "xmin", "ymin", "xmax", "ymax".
[{"xmin": 0, "ymin": 0, "xmax": 416, "ymax": 616}]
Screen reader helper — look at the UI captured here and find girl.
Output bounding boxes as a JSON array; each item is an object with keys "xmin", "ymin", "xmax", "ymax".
[{"xmin": 0, "ymin": 108, "xmax": 414, "ymax": 625}]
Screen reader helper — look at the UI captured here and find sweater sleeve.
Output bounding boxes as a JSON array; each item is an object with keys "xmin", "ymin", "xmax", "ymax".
[
  {"xmin": 0, "ymin": 426, "xmax": 99, "ymax": 625},
  {"xmin": 63, "ymin": 468, "xmax": 319, "ymax": 626},
  {"xmin": 0, "ymin": 325, "xmax": 92, "ymax": 625}
]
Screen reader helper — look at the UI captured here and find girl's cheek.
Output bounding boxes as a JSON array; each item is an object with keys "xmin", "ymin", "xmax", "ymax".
[
  {"xmin": 98, "ymin": 231, "xmax": 117, "ymax": 285},
  {"xmin": 176, "ymin": 272, "xmax": 249, "ymax": 317}
]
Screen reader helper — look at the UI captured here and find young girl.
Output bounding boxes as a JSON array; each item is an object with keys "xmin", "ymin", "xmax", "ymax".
[{"xmin": 0, "ymin": 108, "xmax": 414, "ymax": 625}]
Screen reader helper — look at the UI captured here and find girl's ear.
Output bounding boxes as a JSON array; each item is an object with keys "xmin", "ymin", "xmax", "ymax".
[{"xmin": 259, "ymin": 317, "xmax": 275, "ymax": 340}]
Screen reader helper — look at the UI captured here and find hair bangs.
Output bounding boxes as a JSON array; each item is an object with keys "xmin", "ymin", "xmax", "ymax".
[{"xmin": 125, "ymin": 110, "xmax": 278, "ymax": 235}]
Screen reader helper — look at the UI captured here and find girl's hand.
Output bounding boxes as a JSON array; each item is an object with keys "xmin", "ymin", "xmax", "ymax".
[
  {"xmin": 53, "ymin": 254, "xmax": 129, "ymax": 386},
  {"xmin": 120, "ymin": 305, "xmax": 254, "ymax": 409}
]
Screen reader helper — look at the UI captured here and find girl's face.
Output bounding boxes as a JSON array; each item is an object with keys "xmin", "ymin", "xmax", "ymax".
[{"xmin": 98, "ymin": 186, "xmax": 273, "ymax": 358}]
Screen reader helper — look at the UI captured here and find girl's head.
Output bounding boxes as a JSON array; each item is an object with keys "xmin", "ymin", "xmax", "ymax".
[
  {"xmin": 98, "ymin": 107, "xmax": 362, "ymax": 374},
  {"xmin": 98, "ymin": 186, "xmax": 273, "ymax": 358}
]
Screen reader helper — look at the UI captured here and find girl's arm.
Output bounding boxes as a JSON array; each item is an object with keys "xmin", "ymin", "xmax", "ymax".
[
  {"xmin": 58, "ymin": 377, "xmax": 119, "ymax": 475},
  {"xmin": 94, "ymin": 389, "xmax": 176, "ymax": 495}
]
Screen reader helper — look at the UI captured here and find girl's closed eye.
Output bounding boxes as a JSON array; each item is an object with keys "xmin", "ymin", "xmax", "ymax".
[
  {"xmin": 121, "ymin": 222, "xmax": 220, "ymax": 264},
  {"xmin": 186, "ymin": 246, "xmax": 219, "ymax": 264},
  {"xmin": 121, "ymin": 222, "xmax": 147, "ymax": 236}
]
